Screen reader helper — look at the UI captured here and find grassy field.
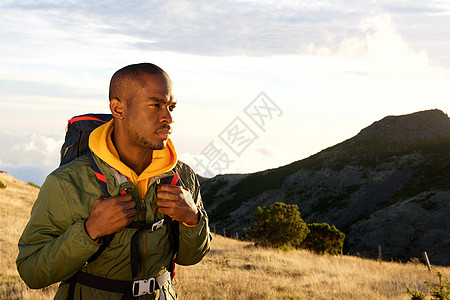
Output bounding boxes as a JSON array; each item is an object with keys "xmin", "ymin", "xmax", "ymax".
[{"xmin": 1, "ymin": 172, "xmax": 448, "ymax": 299}]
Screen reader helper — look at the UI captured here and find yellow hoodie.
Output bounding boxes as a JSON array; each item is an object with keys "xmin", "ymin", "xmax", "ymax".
[{"xmin": 89, "ymin": 120, "xmax": 177, "ymax": 198}]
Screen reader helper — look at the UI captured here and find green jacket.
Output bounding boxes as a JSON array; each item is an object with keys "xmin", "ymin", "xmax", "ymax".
[{"xmin": 16, "ymin": 153, "xmax": 210, "ymax": 299}]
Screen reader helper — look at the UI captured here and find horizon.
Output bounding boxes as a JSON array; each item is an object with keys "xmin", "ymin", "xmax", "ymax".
[
  {"xmin": 1, "ymin": 1, "xmax": 450, "ymax": 185},
  {"xmin": 1, "ymin": 107, "xmax": 448, "ymax": 184}
]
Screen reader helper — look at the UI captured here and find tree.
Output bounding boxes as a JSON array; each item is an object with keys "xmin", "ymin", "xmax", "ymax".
[
  {"xmin": 301, "ymin": 223, "xmax": 345, "ymax": 255},
  {"xmin": 244, "ymin": 202, "xmax": 309, "ymax": 249}
]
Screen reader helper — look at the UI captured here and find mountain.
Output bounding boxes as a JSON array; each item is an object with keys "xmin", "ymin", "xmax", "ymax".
[{"xmin": 201, "ymin": 109, "xmax": 450, "ymax": 266}]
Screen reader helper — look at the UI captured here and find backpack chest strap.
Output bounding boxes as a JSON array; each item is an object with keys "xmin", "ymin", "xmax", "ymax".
[{"xmin": 67, "ymin": 270, "xmax": 170, "ymax": 300}]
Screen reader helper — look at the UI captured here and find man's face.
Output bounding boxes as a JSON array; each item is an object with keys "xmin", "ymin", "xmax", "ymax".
[{"xmin": 122, "ymin": 73, "xmax": 176, "ymax": 150}]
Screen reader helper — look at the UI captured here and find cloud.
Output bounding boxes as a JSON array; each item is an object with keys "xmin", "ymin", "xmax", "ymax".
[
  {"xmin": 0, "ymin": 131, "xmax": 62, "ymax": 185},
  {"xmin": 1, "ymin": 0, "xmax": 447, "ymax": 63},
  {"xmin": 333, "ymin": 14, "xmax": 432, "ymax": 74}
]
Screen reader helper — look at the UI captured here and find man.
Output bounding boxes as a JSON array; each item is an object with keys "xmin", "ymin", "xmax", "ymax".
[{"xmin": 16, "ymin": 63, "xmax": 211, "ymax": 299}]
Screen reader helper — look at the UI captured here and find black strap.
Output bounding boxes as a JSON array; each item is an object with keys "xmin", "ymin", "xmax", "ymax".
[
  {"xmin": 165, "ymin": 216, "xmax": 179, "ymax": 258},
  {"xmin": 67, "ymin": 271, "xmax": 163, "ymax": 300},
  {"xmin": 86, "ymin": 149, "xmax": 115, "ymax": 263},
  {"xmin": 77, "ymin": 271, "xmax": 133, "ymax": 293},
  {"xmin": 86, "ymin": 150, "xmax": 111, "ymax": 198},
  {"xmin": 128, "ymin": 221, "xmax": 157, "ymax": 278},
  {"xmin": 67, "ymin": 274, "xmax": 76, "ymax": 300},
  {"xmin": 68, "ymin": 150, "xmax": 116, "ymax": 299},
  {"xmin": 128, "ymin": 173, "xmax": 181, "ymax": 278},
  {"xmin": 162, "ymin": 173, "xmax": 180, "ymax": 258}
]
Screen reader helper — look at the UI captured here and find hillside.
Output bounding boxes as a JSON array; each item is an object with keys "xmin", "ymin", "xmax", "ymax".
[
  {"xmin": 202, "ymin": 109, "xmax": 450, "ymax": 266},
  {"xmin": 0, "ymin": 171, "xmax": 59, "ymax": 299},
  {"xmin": 1, "ymin": 172, "xmax": 449, "ymax": 299}
]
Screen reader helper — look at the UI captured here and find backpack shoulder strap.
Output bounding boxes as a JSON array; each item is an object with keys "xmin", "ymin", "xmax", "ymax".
[
  {"xmin": 161, "ymin": 172, "xmax": 181, "ymax": 281},
  {"xmin": 86, "ymin": 150, "xmax": 111, "ymax": 198},
  {"xmin": 86, "ymin": 149, "xmax": 115, "ymax": 263},
  {"xmin": 67, "ymin": 149, "xmax": 116, "ymax": 299}
]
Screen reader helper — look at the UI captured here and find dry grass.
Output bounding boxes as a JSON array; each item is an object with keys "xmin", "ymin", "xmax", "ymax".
[
  {"xmin": 176, "ymin": 234, "xmax": 449, "ymax": 299},
  {"xmin": 0, "ymin": 172, "xmax": 59, "ymax": 299},
  {"xmin": 1, "ymin": 172, "xmax": 448, "ymax": 299}
]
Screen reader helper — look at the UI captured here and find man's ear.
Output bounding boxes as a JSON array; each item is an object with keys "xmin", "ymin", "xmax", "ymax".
[{"xmin": 110, "ymin": 98, "xmax": 124, "ymax": 120}]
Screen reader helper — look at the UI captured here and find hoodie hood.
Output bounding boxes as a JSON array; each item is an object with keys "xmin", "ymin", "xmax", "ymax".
[{"xmin": 89, "ymin": 120, "xmax": 177, "ymax": 197}]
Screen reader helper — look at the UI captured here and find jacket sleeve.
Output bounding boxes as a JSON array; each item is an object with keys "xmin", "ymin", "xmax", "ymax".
[
  {"xmin": 16, "ymin": 174, "xmax": 101, "ymax": 289},
  {"xmin": 175, "ymin": 173, "xmax": 211, "ymax": 266}
]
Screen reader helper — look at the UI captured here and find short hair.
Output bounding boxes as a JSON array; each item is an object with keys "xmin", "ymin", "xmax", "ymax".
[{"xmin": 109, "ymin": 63, "xmax": 168, "ymax": 102}]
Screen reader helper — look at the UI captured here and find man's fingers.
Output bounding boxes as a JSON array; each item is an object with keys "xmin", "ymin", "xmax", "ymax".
[
  {"xmin": 157, "ymin": 184, "xmax": 183, "ymax": 192},
  {"xmin": 157, "ymin": 184, "xmax": 169, "ymax": 192},
  {"xmin": 101, "ymin": 194, "xmax": 132, "ymax": 204},
  {"xmin": 125, "ymin": 206, "xmax": 137, "ymax": 214},
  {"xmin": 118, "ymin": 194, "xmax": 133, "ymax": 202},
  {"xmin": 157, "ymin": 206, "xmax": 173, "ymax": 216},
  {"xmin": 156, "ymin": 198, "xmax": 175, "ymax": 208},
  {"xmin": 157, "ymin": 190, "xmax": 179, "ymax": 201},
  {"xmin": 122, "ymin": 200, "xmax": 136, "ymax": 209}
]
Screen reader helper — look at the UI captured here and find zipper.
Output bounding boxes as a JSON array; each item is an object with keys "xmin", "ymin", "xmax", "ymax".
[
  {"xmin": 138, "ymin": 177, "xmax": 167, "ymax": 278},
  {"xmin": 148, "ymin": 170, "xmax": 174, "ymax": 187},
  {"xmin": 139, "ymin": 197, "xmax": 146, "ymax": 279}
]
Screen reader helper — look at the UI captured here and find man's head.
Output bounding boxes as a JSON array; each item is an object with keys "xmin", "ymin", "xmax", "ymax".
[
  {"xmin": 109, "ymin": 63, "xmax": 176, "ymax": 151},
  {"xmin": 109, "ymin": 63, "xmax": 168, "ymax": 103}
]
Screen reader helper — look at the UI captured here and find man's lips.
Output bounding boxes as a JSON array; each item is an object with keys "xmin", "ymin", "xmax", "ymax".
[{"xmin": 156, "ymin": 127, "xmax": 172, "ymax": 139}]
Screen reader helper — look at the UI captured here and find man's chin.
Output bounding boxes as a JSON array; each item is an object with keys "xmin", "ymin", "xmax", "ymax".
[{"xmin": 151, "ymin": 141, "xmax": 167, "ymax": 150}]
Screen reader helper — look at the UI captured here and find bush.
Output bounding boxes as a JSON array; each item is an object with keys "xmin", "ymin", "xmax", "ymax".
[
  {"xmin": 427, "ymin": 269, "xmax": 450, "ymax": 300},
  {"xmin": 406, "ymin": 286, "xmax": 426, "ymax": 300},
  {"xmin": 244, "ymin": 202, "xmax": 309, "ymax": 249},
  {"xmin": 407, "ymin": 268, "xmax": 450, "ymax": 300},
  {"xmin": 0, "ymin": 180, "xmax": 6, "ymax": 189},
  {"xmin": 301, "ymin": 223, "xmax": 345, "ymax": 255}
]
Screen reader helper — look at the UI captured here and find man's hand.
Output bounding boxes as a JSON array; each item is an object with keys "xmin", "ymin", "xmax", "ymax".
[
  {"xmin": 156, "ymin": 185, "xmax": 200, "ymax": 226},
  {"xmin": 85, "ymin": 194, "xmax": 136, "ymax": 240}
]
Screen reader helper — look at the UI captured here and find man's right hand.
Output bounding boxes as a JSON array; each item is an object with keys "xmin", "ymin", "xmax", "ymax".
[{"xmin": 85, "ymin": 194, "xmax": 136, "ymax": 241}]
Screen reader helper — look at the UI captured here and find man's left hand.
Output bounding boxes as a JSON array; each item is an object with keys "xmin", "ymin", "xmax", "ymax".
[{"xmin": 156, "ymin": 185, "xmax": 200, "ymax": 226}]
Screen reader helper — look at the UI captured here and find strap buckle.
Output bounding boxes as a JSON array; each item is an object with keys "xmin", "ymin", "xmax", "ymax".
[
  {"xmin": 152, "ymin": 219, "xmax": 165, "ymax": 231},
  {"xmin": 132, "ymin": 278, "xmax": 156, "ymax": 297}
]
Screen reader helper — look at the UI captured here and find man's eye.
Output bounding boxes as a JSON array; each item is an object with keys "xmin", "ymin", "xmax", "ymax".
[{"xmin": 169, "ymin": 105, "xmax": 176, "ymax": 112}]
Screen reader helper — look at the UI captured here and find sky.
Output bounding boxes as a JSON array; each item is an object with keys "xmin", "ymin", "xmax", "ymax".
[{"xmin": 1, "ymin": 0, "xmax": 450, "ymax": 186}]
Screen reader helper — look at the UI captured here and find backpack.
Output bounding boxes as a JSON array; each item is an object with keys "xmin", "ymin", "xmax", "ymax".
[
  {"xmin": 60, "ymin": 114, "xmax": 113, "ymax": 166},
  {"xmin": 60, "ymin": 113, "xmax": 179, "ymax": 276}
]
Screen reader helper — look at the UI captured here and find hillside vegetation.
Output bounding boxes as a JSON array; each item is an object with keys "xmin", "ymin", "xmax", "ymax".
[
  {"xmin": 0, "ymin": 172, "xmax": 58, "ymax": 299},
  {"xmin": 202, "ymin": 109, "xmax": 450, "ymax": 265},
  {"xmin": 1, "ymin": 171, "xmax": 449, "ymax": 299}
]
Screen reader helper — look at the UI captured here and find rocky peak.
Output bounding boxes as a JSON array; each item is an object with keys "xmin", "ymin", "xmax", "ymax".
[{"xmin": 354, "ymin": 109, "xmax": 450, "ymax": 142}]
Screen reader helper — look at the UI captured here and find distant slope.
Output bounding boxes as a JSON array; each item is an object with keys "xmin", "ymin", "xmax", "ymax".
[{"xmin": 201, "ymin": 109, "xmax": 450, "ymax": 266}]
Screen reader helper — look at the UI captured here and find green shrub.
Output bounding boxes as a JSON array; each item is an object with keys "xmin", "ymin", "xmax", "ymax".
[
  {"xmin": 244, "ymin": 202, "xmax": 309, "ymax": 249},
  {"xmin": 0, "ymin": 180, "xmax": 6, "ymax": 189},
  {"xmin": 407, "ymin": 268, "xmax": 450, "ymax": 300},
  {"xmin": 301, "ymin": 223, "xmax": 345, "ymax": 255},
  {"xmin": 426, "ymin": 269, "xmax": 450, "ymax": 300},
  {"xmin": 406, "ymin": 287, "xmax": 426, "ymax": 300}
]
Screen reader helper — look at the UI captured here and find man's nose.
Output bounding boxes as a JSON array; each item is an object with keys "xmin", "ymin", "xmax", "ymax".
[{"xmin": 161, "ymin": 107, "xmax": 173, "ymax": 124}]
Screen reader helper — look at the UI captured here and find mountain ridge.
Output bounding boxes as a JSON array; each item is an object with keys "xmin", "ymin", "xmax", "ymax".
[{"xmin": 354, "ymin": 109, "xmax": 450, "ymax": 141}]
